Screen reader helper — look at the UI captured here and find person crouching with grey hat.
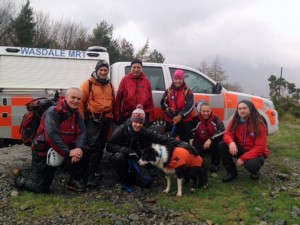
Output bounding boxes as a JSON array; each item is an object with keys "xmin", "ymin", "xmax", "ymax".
[
  {"xmin": 218, "ymin": 100, "xmax": 270, "ymax": 182},
  {"xmin": 107, "ymin": 104, "xmax": 199, "ymax": 192}
]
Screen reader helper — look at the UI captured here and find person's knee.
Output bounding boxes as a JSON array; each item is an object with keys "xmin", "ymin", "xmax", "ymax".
[
  {"xmin": 111, "ymin": 152, "xmax": 127, "ymax": 166},
  {"xmin": 244, "ymin": 156, "xmax": 265, "ymax": 173},
  {"xmin": 218, "ymin": 141, "xmax": 228, "ymax": 154}
]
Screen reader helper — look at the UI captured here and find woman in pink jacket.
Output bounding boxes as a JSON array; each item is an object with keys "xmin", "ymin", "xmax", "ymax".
[{"xmin": 219, "ymin": 100, "xmax": 270, "ymax": 182}]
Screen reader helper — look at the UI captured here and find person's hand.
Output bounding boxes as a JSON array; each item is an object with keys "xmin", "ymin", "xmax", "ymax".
[
  {"xmin": 71, "ymin": 156, "xmax": 80, "ymax": 164},
  {"xmin": 204, "ymin": 139, "xmax": 212, "ymax": 149},
  {"xmin": 69, "ymin": 148, "xmax": 83, "ymax": 160},
  {"xmin": 229, "ymin": 142, "xmax": 238, "ymax": 156},
  {"xmin": 128, "ymin": 152, "xmax": 138, "ymax": 160},
  {"xmin": 165, "ymin": 107, "xmax": 170, "ymax": 114},
  {"xmin": 236, "ymin": 158, "xmax": 244, "ymax": 167},
  {"xmin": 173, "ymin": 114, "xmax": 183, "ymax": 125}
]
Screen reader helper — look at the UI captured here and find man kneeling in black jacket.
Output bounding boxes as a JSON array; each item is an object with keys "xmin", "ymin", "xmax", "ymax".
[{"xmin": 107, "ymin": 104, "xmax": 198, "ymax": 192}]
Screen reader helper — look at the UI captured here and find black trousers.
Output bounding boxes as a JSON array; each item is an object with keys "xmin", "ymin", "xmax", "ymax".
[
  {"xmin": 85, "ymin": 118, "xmax": 111, "ymax": 177},
  {"xmin": 166, "ymin": 121, "xmax": 192, "ymax": 143},
  {"xmin": 111, "ymin": 152, "xmax": 152, "ymax": 188},
  {"xmin": 21, "ymin": 150, "xmax": 88, "ymax": 193},
  {"xmin": 194, "ymin": 137, "xmax": 222, "ymax": 166},
  {"xmin": 219, "ymin": 141, "xmax": 265, "ymax": 174}
]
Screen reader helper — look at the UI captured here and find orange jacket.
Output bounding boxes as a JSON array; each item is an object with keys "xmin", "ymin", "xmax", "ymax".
[
  {"xmin": 168, "ymin": 147, "xmax": 203, "ymax": 169},
  {"xmin": 79, "ymin": 77, "xmax": 115, "ymax": 120}
]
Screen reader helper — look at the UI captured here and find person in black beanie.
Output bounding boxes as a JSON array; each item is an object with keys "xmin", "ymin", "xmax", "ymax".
[
  {"xmin": 78, "ymin": 60, "xmax": 115, "ymax": 188},
  {"xmin": 219, "ymin": 100, "xmax": 270, "ymax": 182}
]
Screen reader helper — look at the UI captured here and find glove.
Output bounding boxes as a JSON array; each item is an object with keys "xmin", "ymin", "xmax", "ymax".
[
  {"xmin": 128, "ymin": 152, "xmax": 138, "ymax": 160},
  {"xmin": 173, "ymin": 114, "xmax": 183, "ymax": 125}
]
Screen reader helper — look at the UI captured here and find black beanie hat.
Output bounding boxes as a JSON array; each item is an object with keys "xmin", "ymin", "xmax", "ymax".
[
  {"xmin": 95, "ymin": 60, "xmax": 109, "ymax": 72},
  {"xmin": 131, "ymin": 59, "xmax": 143, "ymax": 67},
  {"xmin": 238, "ymin": 100, "xmax": 255, "ymax": 113}
]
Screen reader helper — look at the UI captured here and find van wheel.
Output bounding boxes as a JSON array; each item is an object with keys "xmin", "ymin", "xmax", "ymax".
[{"xmin": 0, "ymin": 138, "xmax": 5, "ymax": 148}]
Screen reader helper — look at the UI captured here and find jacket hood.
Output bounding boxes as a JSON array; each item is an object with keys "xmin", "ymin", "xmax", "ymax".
[{"xmin": 128, "ymin": 71, "xmax": 146, "ymax": 79}]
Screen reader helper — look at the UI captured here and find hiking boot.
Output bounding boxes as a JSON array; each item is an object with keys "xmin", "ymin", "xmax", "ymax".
[
  {"xmin": 222, "ymin": 173, "xmax": 238, "ymax": 183},
  {"xmin": 86, "ymin": 176, "xmax": 100, "ymax": 188},
  {"xmin": 209, "ymin": 165, "xmax": 220, "ymax": 173},
  {"xmin": 12, "ymin": 168, "xmax": 26, "ymax": 189},
  {"xmin": 66, "ymin": 179, "xmax": 86, "ymax": 192},
  {"xmin": 250, "ymin": 172, "xmax": 261, "ymax": 180},
  {"xmin": 122, "ymin": 184, "xmax": 133, "ymax": 193}
]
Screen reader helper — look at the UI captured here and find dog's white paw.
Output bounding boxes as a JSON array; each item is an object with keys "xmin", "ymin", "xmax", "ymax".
[
  {"xmin": 176, "ymin": 192, "xmax": 182, "ymax": 197},
  {"xmin": 163, "ymin": 189, "xmax": 169, "ymax": 194},
  {"xmin": 190, "ymin": 188, "xmax": 196, "ymax": 192}
]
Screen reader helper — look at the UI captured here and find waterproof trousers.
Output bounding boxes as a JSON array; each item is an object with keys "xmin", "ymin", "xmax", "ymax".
[
  {"xmin": 111, "ymin": 152, "xmax": 152, "ymax": 188},
  {"xmin": 219, "ymin": 141, "xmax": 265, "ymax": 175},
  {"xmin": 85, "ymin": 119, "xmax": 111, "ymax": 179},
  {"xmin": 18, "ymin": 150, "xmax": 88, "ymax": 193}
]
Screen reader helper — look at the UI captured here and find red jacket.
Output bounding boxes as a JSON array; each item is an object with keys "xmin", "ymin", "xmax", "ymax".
[
  {"xmin": 192, "ymin": 113, "xmax": 225, "ymax": 146},
  {"xmin": 168, "ymin": 147, "xmax": 203, "ymax": 169},
  {"xmin": 161, "ymin": 83, "xmax": 194, "ymax": 122},
  {"xmin": 114, "ymin": 72, "xmax": 155, "ymax": 123},
  {"xmin": 223, "ymin": 119, "xmax": 270, "ymax": 161},
  {"xmin": 35, "ymin": 100, "xmax": 86, "ymax": 157}
]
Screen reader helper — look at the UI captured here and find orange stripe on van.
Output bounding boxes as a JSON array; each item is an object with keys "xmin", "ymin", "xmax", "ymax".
[
  {"xmin": 0, "ymin": 106, "xmax": 12, "ymax": 126},
  {"xmin": 250, "ymin": 97, "xmax": 264, "ymax": 109},
  {"xmin": 194, "ymin": 95, "xmax": 211, "ymax": 104},
  {"xmin": 224, "ymin": 93, "xmax": 238, "ymax": 108},
  {"xmin": 12, "ymin": 126, "xmax": 21, "ymax": 139},
  {"xmin": 12, "ymin": 96, "xmax": 34, "ymax": 106},
  {"xmin": 213, "ymin": 108, "xmax": 225, "ymax": 121},
  {"xmin": 265, "ymin": 109, "xmax": 276, "ymax": 125}
]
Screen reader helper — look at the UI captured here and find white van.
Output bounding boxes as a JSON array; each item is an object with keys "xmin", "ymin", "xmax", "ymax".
[
  {"xmin": 110, "ymin": 62, "xmax": 278, "ymax": 134},
  {"xmin": 0, "ymin": 46, "xmax": 278, "ymax": 145},
  {"xmin": 0, "ymin": 46, "xmax": 109, "ymax": 142}
]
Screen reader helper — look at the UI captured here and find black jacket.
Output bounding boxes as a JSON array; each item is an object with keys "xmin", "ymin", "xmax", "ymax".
[{"xmin": 107, "ymin": 120, "xmax": 197, "ymax": 158}]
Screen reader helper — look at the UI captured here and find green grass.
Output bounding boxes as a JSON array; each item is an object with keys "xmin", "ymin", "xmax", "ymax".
[{"xmin": 9, "ymin": 118, "xmax": 300, "ymax": 224}]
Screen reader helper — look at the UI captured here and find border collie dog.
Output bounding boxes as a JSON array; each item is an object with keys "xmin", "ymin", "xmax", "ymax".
[{"xmin": 139, "ymin": 143, "xmax": 208, "ymax": 196}]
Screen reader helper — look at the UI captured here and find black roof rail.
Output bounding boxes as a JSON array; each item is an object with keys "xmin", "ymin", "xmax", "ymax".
[{"xmin": 87, "ymin": 46, "xmax": 107, "ymax": 52}]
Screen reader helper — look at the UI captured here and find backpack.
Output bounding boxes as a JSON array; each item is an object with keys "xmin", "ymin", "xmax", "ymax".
[{"xmin": 20, "ymin": 95, "xmax": 58, "ymax": 146}]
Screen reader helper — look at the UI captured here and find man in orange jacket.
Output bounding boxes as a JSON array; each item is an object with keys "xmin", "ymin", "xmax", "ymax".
[{"xmin": 79, "ymin": 60, "xmax": 115, "ymax": 188}]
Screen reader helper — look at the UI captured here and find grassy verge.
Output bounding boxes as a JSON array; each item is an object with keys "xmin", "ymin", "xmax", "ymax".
[{"xmin": 10, "ymin": 121, "xmax": 300, "ymax": 224}]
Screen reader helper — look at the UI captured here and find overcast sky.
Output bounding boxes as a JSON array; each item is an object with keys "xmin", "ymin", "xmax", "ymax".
[{"xmin": 13, "ymin": 0, "xmax": 300, "ymax": 97}]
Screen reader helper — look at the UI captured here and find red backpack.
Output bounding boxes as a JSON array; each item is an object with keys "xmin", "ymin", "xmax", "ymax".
[{"xmin": 19, "ymin": 97, "xmax": 57, "ymax": 146}]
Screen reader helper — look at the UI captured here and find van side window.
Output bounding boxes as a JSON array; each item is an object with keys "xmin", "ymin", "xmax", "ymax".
[
  {"xmin": 125, "ymin": 66, "xmax": 165, "ymax": 91},
  {"xmin": 169, "ymin": 68, "xmax": 215, "ymax": 94}
]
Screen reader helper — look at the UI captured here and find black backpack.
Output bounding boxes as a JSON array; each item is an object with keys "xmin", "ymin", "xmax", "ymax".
[{"xmin": 19, "ymin": 93, "xmax": 59, "ymax": 146}]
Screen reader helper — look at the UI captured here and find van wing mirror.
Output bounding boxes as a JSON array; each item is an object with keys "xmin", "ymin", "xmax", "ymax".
[{"xmin": 213, "ymin": 83, "xmax": 222, "ymax": 94}]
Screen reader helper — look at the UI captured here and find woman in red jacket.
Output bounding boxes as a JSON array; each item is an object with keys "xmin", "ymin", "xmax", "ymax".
[
  {"xmin": 219, "ymin": 100, "xmax": 270, "ymax": 182},
  {"xmin": 160, "ymin": 69, "xmax": 194, "ymax": 142}
]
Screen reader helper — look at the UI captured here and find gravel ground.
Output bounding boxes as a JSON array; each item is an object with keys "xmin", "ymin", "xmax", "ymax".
[{"xmin": 0, "ymin": 144, "xmax": 300, "ymax": 225}]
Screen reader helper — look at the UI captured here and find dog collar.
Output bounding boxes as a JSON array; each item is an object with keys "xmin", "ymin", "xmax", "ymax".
[{"xmin": 159, "ymin": 147, "xmax": 163, "ymax": 160}]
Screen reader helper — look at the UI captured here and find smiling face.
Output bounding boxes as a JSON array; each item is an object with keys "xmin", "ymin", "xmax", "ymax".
[
  {"xmin": 131, "ymin": 121, "xmax": 144, "ymax": 132},
  {"xmin": 173, "ymin": 78, "xmax": 184, "ymax": 88},
  {"xmin": 96, "ymin": 66, "xmax": 109, "ymax": 79},
  {"xmin": 200, "ymin": 104, "xmax": 212, "ymax": 120},
  {"xmin": 131, "ymin": 63, "xmax": 142, "ymax": 77},
  {"xmin": 237, "ymin": 102, "xmax": 251, "ymax": 119},
  {"xmin": 65, "ymin": 88, "xmax": 82, "ymax": 109}
]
